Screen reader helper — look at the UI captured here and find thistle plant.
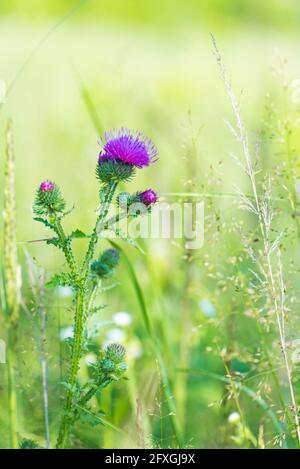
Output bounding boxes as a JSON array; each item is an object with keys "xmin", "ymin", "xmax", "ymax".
[{"xmin": 32, "ymin": 128, "xmax": 158, "ymax": 448}]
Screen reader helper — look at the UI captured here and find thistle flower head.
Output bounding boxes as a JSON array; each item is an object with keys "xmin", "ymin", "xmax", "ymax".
[
  {"xmin": 138, "ymin": 189, "xmax": 158, "ymax": 206},
  {"xmin": 99, "ymin": 128, "xmax": 158, "ymax": 168},
  {"xmin": 33, "ymin": 181, "xmax": 66, "ymax": 216}
]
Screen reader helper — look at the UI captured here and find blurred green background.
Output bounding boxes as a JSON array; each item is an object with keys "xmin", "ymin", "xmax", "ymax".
[{"xmin": 1, "ymin": 0, "xmax": 300, "ymax": 449}]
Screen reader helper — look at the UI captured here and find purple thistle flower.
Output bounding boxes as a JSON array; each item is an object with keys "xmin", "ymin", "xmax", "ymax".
[
  {"xmin": 98, "ymin": 128, "xmax": 158, "ymax": 168},
  {"xmin": 39, "ymin": 180, "xmax": 54, "ymax": 192},
  {"xmin": 139, "ymin": 189, "xmax": 158, "ymax": 206}
]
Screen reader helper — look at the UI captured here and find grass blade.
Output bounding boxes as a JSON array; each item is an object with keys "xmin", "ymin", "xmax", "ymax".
[
  {"xmin": 3, "ymin": 120, "xmax": 20, "ymax": 448},
  {"xmin": 109, "ymin": 240, "xmax": 183, "ymax": 447},
  {"xmin": 177, "ymin": 367, "xmax": 290, "ymax": 448}
]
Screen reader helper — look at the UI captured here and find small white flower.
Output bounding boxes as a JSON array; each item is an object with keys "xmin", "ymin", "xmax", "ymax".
[
  {"xmin": 228, "ymin": 412, "xmax": 240, "ymax": 424},
  {"xmin": 199, "ymin": 299, "xmax": 216, "ymax": 318},
  {"xmin": 106, "ymin": 328, "xmax": 126, "ymax": 343},
  {"xmin": 59, "ymin": 326, "xmax": 73, "ymax": 341},
  {"xmin": 113, "ymin": 311, "xmax": 132, "ymax": 327},
  {"xmin": 57, "ymin": 286, "xmax": 73, "ymax": 298}
]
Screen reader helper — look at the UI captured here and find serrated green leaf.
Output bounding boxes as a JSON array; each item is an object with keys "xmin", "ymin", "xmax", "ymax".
[
  {"xmin": 19, "ymin": 438, "xmax": 43, "ymax": 449},
  {"xmin": 46, "ymin": 237, "xmax": 62, "ymax": 248},
  {"xmin": 33, "ymin": 216, "xmax": 54, "ymax": 230},
  {"xmin": 90, "ymin": 304, "xmax": 107, "ymax": 315},
  {"xmin": 46, "ymin": 272, "xmax": 74, "ymax": 288},
  {"xmin": 70, "ymin": 229, "xmax": 88, "ymax": 239}
]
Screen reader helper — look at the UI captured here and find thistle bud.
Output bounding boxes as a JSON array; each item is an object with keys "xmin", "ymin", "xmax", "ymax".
[
  {"xmin": 100, "ymin": 249, "xmax": 120, "ymax": 269},
  {"xmin": 33, "ymin": 180, "xmax": 66, "ymax": 216},
  {"xmin": 99, "ymin": 343, "xmax": 127, "ymax": 378},
  {"xmin": 90, "ymin": 248, "xmax": 120, "ymax": 278},
  {"xmin": 138, "ymin": 189, "xmax": 158, "ymax": 206},
  {"xmin": 100, "ymin": 358, "xmax": 116, "ymax": 373},
  {"xmin": 105, "ymin": 343, "xmax": 126, "ymax": 363}
]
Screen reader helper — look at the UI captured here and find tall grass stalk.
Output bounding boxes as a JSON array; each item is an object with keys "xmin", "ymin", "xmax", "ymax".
[
  {"xmin": 3, "ymin": 119, "xmax": 20, "ymax": 448},
  {"xmin": 24, "ymin": 250, "xmax": 50, "ymax": 448},
  {"xmin": 109, "ymin": 241, "xmax": 183, "ymax": 447},
  {"xmin": 175, "ymin": 118, "xmax": 200, "ymax": 428},
  {"xmin": 212, "ymin": 37, "xmax": 300, "ymax": 445},
  {"xmin": 178, "ymin": 367, "xmax": 288, "ymax": 445}
]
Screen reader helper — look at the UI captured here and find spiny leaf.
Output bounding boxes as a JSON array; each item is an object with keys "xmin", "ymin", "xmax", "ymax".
[
  {"xmin": 89, "ymin": 304, "xmax": 107, "ymax": 315},
  {"xmin": 46, "ymin": 237, "xmax": 62, "ymax": 249},
  {"xmin": 19, "ymin": 438, "xmax": 43, "ymax": 449},
  {"xmin": 69, "ymin": 229, "xmax": 88, "ymax": 239},
  {"xmin": 78, "ymin": 408, "xmax": 105, "ymax": 427},
  {"xmin": 46, "ymin": 273, "xmax": 75, "ymax": 289},
  {"xmin": 33, "ymin": 217, "xmax": 55, "ymax": 231}
]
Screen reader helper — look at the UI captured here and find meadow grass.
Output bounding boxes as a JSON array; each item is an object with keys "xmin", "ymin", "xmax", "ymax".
[{"xmin": 2, "ymin": 3, "xmax": 300, "ymax": 449}]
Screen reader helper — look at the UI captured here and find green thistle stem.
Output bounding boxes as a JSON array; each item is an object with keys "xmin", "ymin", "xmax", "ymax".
[
  {"xmin": 53, "ymin": 216, "xmax": 78, "ymax": 282},
  {"xmin": 56, "ymin": 182, "xmax": 117, "ymax": 448},
  {"xmin": 56, "ymin": 288, "xmax": 85, "ymax": 448},
  {"xmin": 7, "ymin": 326, "xmax": 18, "ymax": 449},
  {"xmin": 81, "ymin": 182, "xmax": 117, "ymax": 278}
]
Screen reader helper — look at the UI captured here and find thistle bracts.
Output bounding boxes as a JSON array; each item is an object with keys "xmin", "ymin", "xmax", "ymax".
[
  {"xmin": 97, "ymin": 159, "xmax": 135, "ymax": 183},
  {"xmin": 33, "ymin": 181, "xmax": 66, "ymax": 216},
  {"xmin": 99, "ymin": 343, "xmax": 128, "ymax": 379}
]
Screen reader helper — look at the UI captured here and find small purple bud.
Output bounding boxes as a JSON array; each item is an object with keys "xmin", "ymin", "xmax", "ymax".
[
  {"xmin": 39, "ymin": 180, "xmax": 54, "ymax": 192},
  {"xmin": 139, "ymin": 189, "xmax": 158, "ymax": 206}
]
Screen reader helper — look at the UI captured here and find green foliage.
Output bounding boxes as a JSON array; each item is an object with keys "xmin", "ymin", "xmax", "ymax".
[
  {"xmin": 19, "ymin": 438, "xmax": 43, "ymax": 449},
  {"xmin": 3, "ymin": 0, "xmax": 300, "ymax": 451},
  {"xmin": 45, "ymin": 272, "xmax": 75, "ymax": 289},
  {"xmin": 96, "ymin": 160, "xmax": 135, "ymax": 183}
]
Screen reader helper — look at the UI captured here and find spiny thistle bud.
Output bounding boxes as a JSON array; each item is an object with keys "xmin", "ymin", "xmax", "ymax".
[
  {"xmin": 97, "ymin": 128, "xmax": 158, "ymax": 183},
  {"xmin": 100, "ymin": 358, "xmax": 115, "ymax": 373},
  {"xmin": 117, "ymin": 190, "xmax": 158, "ymax": 214},
  {"xmin": 91, "ymin": 248, "xmax": 120, "ymax": 278},
  {"xmin": 105, "ymin": 343, "xmax": 126, "ymax": 363},
  {"xmin": 121, "ymin": 189, "xmax": 158, "ymax": 217},
  {"xmin": 33, "ymin": 180, "xmax": 66, "ymax": 216},
  {"xmin": 100, "ymin": 248, "xmax": 120, "ymax": 269},
  {"xmin": 99, "ymin": 343, "xmax": 128, "ymax": 377}
]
